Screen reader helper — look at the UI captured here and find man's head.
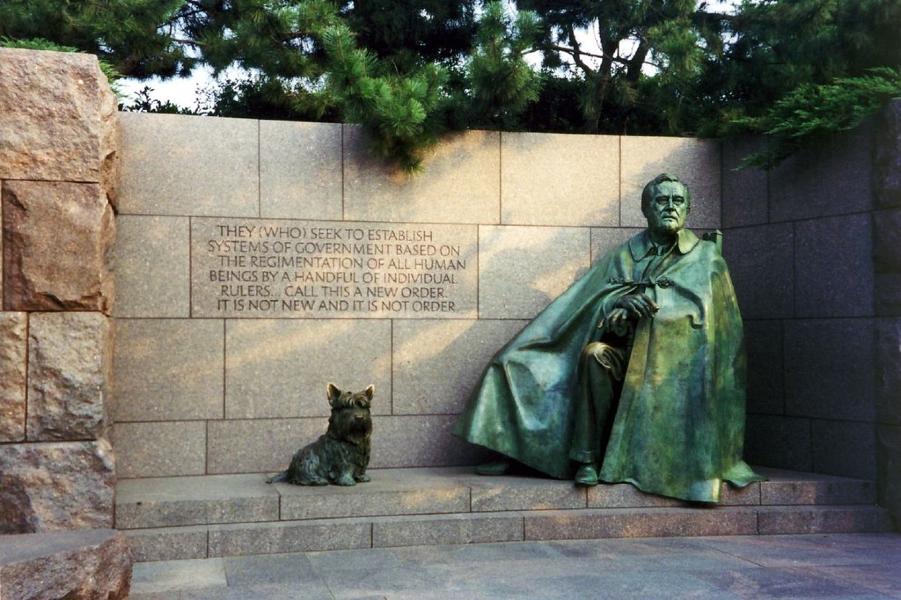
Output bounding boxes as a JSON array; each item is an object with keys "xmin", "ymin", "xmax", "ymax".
[{"xmin": 641, "ymin": 173, "xmax": 690, "ymax": 240}]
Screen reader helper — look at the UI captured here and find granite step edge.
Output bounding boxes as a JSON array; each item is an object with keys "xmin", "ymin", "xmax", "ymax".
[{"xmin": 122, "ymin": 504, "xmax": 893, "ymax": 562}]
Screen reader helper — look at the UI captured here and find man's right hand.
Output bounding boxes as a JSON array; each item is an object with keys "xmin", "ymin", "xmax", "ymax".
[{"xmin": 614, "ymin": 293, "xmax": 659, "ymax": 319}]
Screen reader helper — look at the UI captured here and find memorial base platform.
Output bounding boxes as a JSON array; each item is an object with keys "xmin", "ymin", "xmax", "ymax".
[{"xmin": 116, "ymin": 467, "xmax": 893, "ymax": 562}]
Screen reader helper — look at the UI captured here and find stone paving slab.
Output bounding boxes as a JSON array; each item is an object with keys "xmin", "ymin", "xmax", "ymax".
[{"xmin": 129, "ymin": 534, "xmax": 901, "ymax": 600}]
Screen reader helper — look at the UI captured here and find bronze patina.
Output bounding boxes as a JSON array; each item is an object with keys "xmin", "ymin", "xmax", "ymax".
[
  {"xmin": 453, "ymin": 174, "xmax": 763, "ymax": 503},
  {"xmin": 268, "ymin": 384, "xmax": 373, "ymax": 486}
]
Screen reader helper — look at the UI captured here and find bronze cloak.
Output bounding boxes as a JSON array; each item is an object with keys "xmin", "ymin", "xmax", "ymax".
[{"xmin": 452, "ymin": 229, "xmax": 762, "ymax": 502}]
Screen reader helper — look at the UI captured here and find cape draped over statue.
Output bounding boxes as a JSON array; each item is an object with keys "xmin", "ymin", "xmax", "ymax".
[{"xmin": 452, "ymin": 229, "xmax": 762, "ymax": 502}]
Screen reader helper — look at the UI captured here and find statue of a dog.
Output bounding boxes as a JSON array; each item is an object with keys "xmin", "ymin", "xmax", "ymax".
[{"xmin": 267, "ymin": 383, "xmax": 373, "ymax": 486}]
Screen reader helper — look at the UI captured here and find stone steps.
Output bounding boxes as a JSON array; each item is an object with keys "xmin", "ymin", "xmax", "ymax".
[{"xmin": 116, "ymin": 466, "xmax": 892, "ymax": 562}]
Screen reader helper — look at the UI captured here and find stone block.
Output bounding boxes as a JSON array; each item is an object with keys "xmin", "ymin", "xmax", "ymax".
[
  {"xmin": 111, "ymin": 216, "xmax": 190, "ymax": 318},
  {"xmin": 620, "ymin": 137, "xmax": 721, "ymax": 229},
  {"xmin": 118, "ymin": 112, "xmax": 259, "ymax": 217},
  {"xmin": 225, "ymin": 319, "xmax": 391, "ymax": 418},
  {"xmin": 190, "ymin": 217, "xmax": 479, "ymax": 320},
  {"xmin": 873, "ymin": 208, "xmax": 901, "ymax": 273},
  {"xmin": 794, "ymin": 214, "xmax": 874, "ymax": 318},
  {"xmin": 523, "ymin": 507, "xmax": 758, "ymax": 540},
  {"xmin": 131, "ymin": 558, "xmax": 226, "ymax": 597},
  {"xmin": 0, "ymin": 529, "xmax": 132, "ymax": 600},
  {"xmin": 0, "ymin": 312, "xmax": 27, "ymax": 442},
  {"xmin": 756, "ymin": 506, "xmax": 892, "ymax": 534},
  {"xmin": 876, "ymin": 273, "xmax": 901, "ymax": 317},
  {"xmin": 470, "ymin": 476, "xmax": 587, "ymax": 512},
  {"xmin": 112, "ymin": 319, "xmax": 224, "ymax": 422},
  {"xmin": 769, "ymin": 121, "xmax": 875, "ymax": 221},
  {"xmin": 124, "ymin": 526, "xmax": 210, "ymax": 562},
  {"xmin": 372, "ymin": 513, "xmax": 523, "ymax": 548},
  {"xmin": 743, "ymin": 320, "xmax": 785, "ymax": 415},
  {"xmin": 758, "ymin": 468, "xmax": 876, "ymax": 506},
  {"xmin": 369, "ymin": 415, "xmax": 490, "ymax": 469},
  {"xmin": 0, "ymin": 49, "xmax": 118, "ymax": 185},
  {"xmin": 343, "ymin": 127, "xmax": 500, "ymax": 224},
  {"xmin": 207, "ymin": 418, "xmax": 327, "ymax": 474},
  {"xmin": 590, "ymin": 228, "xmax": 643, "ymax": 263},
  {"xmin": 876, "ymin": 424, "xmax": 901, "ymax": 524},
  {"xmin": 260, "ymin": 121, "xmax": 343, "ymax": 220},
  {"xmin": 208, "ymin": 416, "xmax": 485, "ymax": 473},
  {"xmin": 784, "ymin": 319, "xmax": 876, "ymax": 422},
  {"xmin": 500, "ymin": 132, "xmax": 619, "ymax": 226},
  {"xmin": 479, "ymin": 225, "xmax": 591, "ymax": 319},
  {"xmin": 722, "ymin": 223, "xmax": 794, "ymax": 320},
  {"xmin": 874, "ymin": 99, "xmax": 901, "ymax": 209},
  {"xmin": 112, "ymin": 421, "xmax": 207, "ymax": 478},
  {"xmin": 744, "ymin": 414, "xmax": 813, "ymax": 472},
  {"xmin": 3, "ymin": 180, "xmax": 114, "ymax": 312},
  {"xmin": 721, "ymin": 482, "xmax": 763, "ymax": 506},
  {"xmin": 116, "ymin": 474, "xmax": 279, "ymax": 529},
  {"xmin": 27, "ymin": 312, "xmax": 111, "ymax": 441},
  {"xmin": 721, "ymin": 137, "xmax": 770, "ymax": 228},
  {"xmin": 208, "ymin": 519, "xmax": 371, "ymax": 557},
  {"xmin": 587, "ymin": 484, "xmax": 683, "ymax": 509},
  {"xmin": 812, "ymin": 419, "xmax": 877, "ymax": 480},
  {"xmin": 393, "ymin": 319, "xmax": 527, "ymax": 415},
  {"xmin": 588, "ymin": 482, "xmax": 759, "ymax": 508},
  {"xmin": 278, "ymin": 470, "xmax": 470, "ymax": 520},
  {"xmin": 222, "ymin": 553, "xmax": 328, "ymax": 593},
  {"xmin": 0, "ymin": 439, "xmax": 115, "ymax": 533}
]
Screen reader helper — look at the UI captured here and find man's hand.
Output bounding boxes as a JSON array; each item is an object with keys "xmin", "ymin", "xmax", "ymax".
[
  {"xmin": 599, "ymin": 293, "xmax": 659, "ymax": 334},
  {"xmin": 614, "ymin": 292, "xmax": 659, "ymax": 319}
]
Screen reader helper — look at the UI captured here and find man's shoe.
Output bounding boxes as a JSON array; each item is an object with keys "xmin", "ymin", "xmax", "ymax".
[
  {"xmin": 574, "ymin": 463, "xmax": 599, "ymax": 486},
  {"xmin": 476, "ymin": 460, "xmax": 510, "ymax": 476}
]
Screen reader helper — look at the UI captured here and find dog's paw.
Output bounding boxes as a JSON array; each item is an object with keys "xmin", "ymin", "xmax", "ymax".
[
  {"xmin": 355, "ymin": 474, "xmax": 371, "ymax": 483},
  {"xmin": 334, "ymin": 475, "xmax": 356, "ymax": 486}
]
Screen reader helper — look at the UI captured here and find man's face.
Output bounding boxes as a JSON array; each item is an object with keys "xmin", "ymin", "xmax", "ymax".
[{"xmin": 643, "ymin": 181, "xmax": 689, "ymax": 237}]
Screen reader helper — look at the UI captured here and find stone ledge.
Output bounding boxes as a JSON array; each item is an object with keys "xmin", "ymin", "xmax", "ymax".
[
  {"xmin": 123, "ymin": 503, "xmax": 894, "ymax": 562},
  {"xmin": 116, "ymin": 466, "xmax": 878, "ymax": 530},
  {"xmin": 0, "ymin": 528, "xmax": 132, "ymax": 600},
  {"xmin": 116, "ymin": 467, "xmax": 892, "ymax": 562}
]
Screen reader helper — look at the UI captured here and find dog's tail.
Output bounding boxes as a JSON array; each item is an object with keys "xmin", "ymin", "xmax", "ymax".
[{"xmin": 266, "ymin": 471, "xmax": 287, "ymax": 484}]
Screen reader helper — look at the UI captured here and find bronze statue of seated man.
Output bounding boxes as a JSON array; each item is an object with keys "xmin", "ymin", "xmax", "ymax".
[{"xmin": 453, "ymin": 173, "xmax": 763, "ymax": 503}]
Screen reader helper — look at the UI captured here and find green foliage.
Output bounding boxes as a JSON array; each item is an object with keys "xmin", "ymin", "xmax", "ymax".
[
  {"xmin": 122, "ymin": 86, "xmax": 197, "ymax": 114},
  {"xmin": 2, "ymin": 0, "xmax": 899, "ymax": 172},
  {"xmin": 733, "ymin": 68, "xmax": 901, "ymax": 169},
  {"xmin": 321, "ymin": 23, "xmax": 448, "ymax": 173},
  {"xmin": 464, "ymin": 3, "xmax": 543, "ymax": 130}
]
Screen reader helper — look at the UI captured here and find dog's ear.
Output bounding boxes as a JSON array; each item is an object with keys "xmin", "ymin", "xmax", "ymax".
[
  {"xmin": 364, "ymin": 385, "xmax": 374, "ymax": 402},
  {"xmin": 327, "ymin": 383, "xmax": 342, "ymax": 407}
]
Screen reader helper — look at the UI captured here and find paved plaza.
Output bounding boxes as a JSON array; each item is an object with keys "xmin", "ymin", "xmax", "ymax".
[{"xmin": 130, "ymin": 533, "xmax": 901, "ymax": 599}]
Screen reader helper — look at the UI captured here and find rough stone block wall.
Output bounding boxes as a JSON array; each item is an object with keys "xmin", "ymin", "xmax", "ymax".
[
  {"xmin": 110, "ymin": 113, "xmax": 723, "ymax": 479},
  {"xmin": 722, "ymin": 102, "xmax": 901, "ymax": 523},
  {"xmin": 0, "ymin": 48, "xmax": 118, "ymax": 533}
]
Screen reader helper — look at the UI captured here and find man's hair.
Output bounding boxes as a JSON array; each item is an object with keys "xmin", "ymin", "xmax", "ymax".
[{"xmin": 641, "ymin": 173, "xmax": 690, "ymax": 214}]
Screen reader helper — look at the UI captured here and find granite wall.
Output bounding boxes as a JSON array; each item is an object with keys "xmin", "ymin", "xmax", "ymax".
[
  {"xmin": 0, "ymin": 48, "xmax": 119, "ymax": 533},
  {"xmin": 110, "ymin": 116, "xmax": 725, "ymax": 479},
  {"xmin": 721, "ymin": 101, "xmax": 901, "ymax": 523}
]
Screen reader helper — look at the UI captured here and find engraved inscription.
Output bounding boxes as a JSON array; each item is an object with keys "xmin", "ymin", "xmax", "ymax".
[{"xmin": 191, "ymin": 218, "xmax": 478, "ymax": 318}]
